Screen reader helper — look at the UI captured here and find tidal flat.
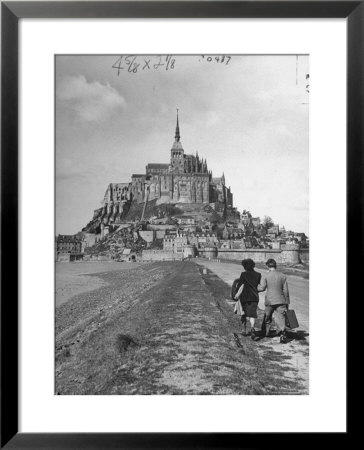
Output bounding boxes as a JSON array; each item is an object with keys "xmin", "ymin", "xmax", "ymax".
[{"xmin": 55, "ymin": 261, "xmax": 144, "ymax": 306}]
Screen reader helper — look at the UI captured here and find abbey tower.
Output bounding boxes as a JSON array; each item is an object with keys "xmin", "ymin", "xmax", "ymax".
[{"xmin": 88, "ymin": 112, "xmax": 234, "ymax": 228}]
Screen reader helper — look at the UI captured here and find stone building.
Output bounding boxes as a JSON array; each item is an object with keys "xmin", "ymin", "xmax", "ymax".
[
  {"xmin": 163, "ymin": 233, "xmax": 196, "ymax": 258},
  {"xmin": 91, "ymin": 112, "xmax": 234, "ymax": 228},
  {"xmin": 267, "ymin": 225, "xmax": 280, "ymax": 236},
  {"xmin": 56, "ymin": 235, "xmax": 85, "ymax": 261},
  {"xmin": 56, "ymin": 235, "xmax": 83, "ymax": 254}
]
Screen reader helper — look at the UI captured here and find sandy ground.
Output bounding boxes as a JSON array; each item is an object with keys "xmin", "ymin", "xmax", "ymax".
[
  {"xmin": 196, "ymin": 260, "xmax": 309, "ymax": 388},
  {"xmin": 56, "ymin": 261, "xmax": 144, "ymax": 306},
  {"xmin": 56, "ymin": 260, "xmax": 309, "ymax": 395},
  {"xmin": 196, "ymin": 260, "xmax": 309, "ymax": 332}
]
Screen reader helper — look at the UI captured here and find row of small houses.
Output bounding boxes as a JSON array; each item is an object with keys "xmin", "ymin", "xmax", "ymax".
[{"xmin": 56, "ymin": 229, "xmax": 308, "ymax": 263}]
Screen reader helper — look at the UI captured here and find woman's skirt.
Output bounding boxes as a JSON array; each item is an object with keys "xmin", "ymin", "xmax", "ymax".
[{"xmin": 242, "ymin": 301, "xmax": 258, "ymax": 318}]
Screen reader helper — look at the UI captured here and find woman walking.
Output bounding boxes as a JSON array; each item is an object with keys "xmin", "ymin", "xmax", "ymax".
[{"xmin": 234, "ymin": 258, "xmax": 262, "ymax": 339}]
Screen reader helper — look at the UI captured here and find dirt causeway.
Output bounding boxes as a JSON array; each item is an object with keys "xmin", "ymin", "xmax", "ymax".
[{"xmin": 56, "ymin": 261, "xmax": 309, "ymax": 395}]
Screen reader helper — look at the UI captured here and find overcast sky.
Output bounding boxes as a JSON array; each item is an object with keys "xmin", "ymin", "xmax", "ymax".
[{"xmin": 56, "ymin": 54, "xmax": 309, "ymax": 235}]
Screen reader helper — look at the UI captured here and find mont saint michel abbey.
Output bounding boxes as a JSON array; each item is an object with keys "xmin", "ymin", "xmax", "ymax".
[
  {"xmin": 60, "ymin": 112, "xmax": 307, "ymax": 265},
  {"xmin": 94, "ymin": 112, "xmax": 234, "ymax": 226}
]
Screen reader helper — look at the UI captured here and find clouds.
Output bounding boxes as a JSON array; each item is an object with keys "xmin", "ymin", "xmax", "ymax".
[
  {"xmin": 55, "ymin": 55, "xmax": 309, "ymax": 235},
  {"xmin": 57, "ymin": 75, "xmax": 126, "ymax": 122},
  {"xmin": 56, "ymin": 157, "xmax": 90, "ymax": 182},
  {"xmin": 56, "ymin": 156, "xmax": 122, "ymax": 184}
]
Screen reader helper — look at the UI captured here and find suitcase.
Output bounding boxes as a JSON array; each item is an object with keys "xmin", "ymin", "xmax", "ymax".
[{"xmin": 284, "ymin": 309, "xmax": 299, "ymax": 329}]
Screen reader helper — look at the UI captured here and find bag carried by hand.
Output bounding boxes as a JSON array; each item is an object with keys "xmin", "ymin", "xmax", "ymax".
[
  {"xmin": 284, "ymin": 309, "xmax": 299, "ymax": 329},
  {"xmin": 231, "ymin": 279, "xmax": 240, "ymax": 300},
  {"xmin": 231, "ymin": 279, "xmax": 244, "ymax": 300},
  {"xmin": 232, "ymin": 279, "xmax": 245, "ymax": 316},
  {"xmin": 234, "ymin": 300, "xmax": 245, "ymax": 316}
]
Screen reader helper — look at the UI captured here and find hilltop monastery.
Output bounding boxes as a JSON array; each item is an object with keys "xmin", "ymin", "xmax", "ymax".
[{"xmin": 93, "ymin": 112, "xmax": 234, "ymax": 226}]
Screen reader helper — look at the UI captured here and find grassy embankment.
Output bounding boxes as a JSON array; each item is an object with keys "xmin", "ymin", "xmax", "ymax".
[{"xmin": 56, "ymin": 261, "xmax": 308, "ymax": 395}]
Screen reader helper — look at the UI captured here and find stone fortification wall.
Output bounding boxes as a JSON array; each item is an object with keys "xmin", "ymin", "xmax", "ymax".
[
  {"xmin": 217, "ymin": 248, "xmax": 300, "ymax": 264},
  {"xmin": 57, "ymin": 252, "xmax": 71, "ymax": 262},
  {"xmin": 142, "ymin": 250, "xmax": 183, "ymax": 261},
  {"xmin": 198, "ymin": 247, "xmax": 218, "ymax": 259},
  {"xmin": 146, "ymin": 224, "xmax": 177, "ymax": 231},
  {"xmin": 281, "ymin": 248, "xmax": 301, "ymax": 264},
  {"xmin": 299, "ymin": 249, "xmax": 309, "ymax": 263}
]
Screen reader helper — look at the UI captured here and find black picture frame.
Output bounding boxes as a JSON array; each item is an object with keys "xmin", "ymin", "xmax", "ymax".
[{"xmin": 1, "ymin": 1, "xmax": 358, "ymax": 448}]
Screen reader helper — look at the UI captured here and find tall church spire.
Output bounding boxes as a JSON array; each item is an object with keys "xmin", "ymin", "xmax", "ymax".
[
  {"xmin": 175, "ymin": 108, "xmax": 180, "ymax": 142},
  {"xmin": 171, "ymin": 108, "xmax": 184, "ymax": 160}
]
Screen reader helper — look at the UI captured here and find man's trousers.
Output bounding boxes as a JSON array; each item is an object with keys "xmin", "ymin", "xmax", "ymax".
[{"xmin": 264, "ymin": 304, "xmax": 288, "ymax": 332}]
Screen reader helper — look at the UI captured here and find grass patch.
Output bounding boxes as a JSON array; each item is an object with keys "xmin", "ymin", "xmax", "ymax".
[{"xmin": 115, "ymin": 334, "xmax": 139, "ymax": 354}]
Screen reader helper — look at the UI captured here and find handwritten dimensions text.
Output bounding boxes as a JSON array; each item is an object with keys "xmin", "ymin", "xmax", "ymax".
[{"xmin": 112, "ymin": 55, "xmax": 176, "ymax": 75}]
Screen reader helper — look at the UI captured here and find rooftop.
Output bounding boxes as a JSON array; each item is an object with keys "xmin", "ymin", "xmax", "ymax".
[
  {"xmin": 57, "ymin": 235, "xmax": 81, "ymax": 242},
  {"xmin": 147, "ymin": 163, "xmax": 169, "ymax": 170}
]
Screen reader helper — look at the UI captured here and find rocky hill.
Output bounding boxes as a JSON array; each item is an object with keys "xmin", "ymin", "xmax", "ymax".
[
  {"xmin": 84, "ymin": 223, "xmax": 164, "ymax": 260},
  {"xmin": 81, "ymin": 200, "xmax": 240, "ymax": 259},
  {"xmin": 82, "ymin": 199, "xmax": 235, "ymax": 235},
  {"xmin": 82, "ymin": 200, "xmax": 183, "ymax": 234}
]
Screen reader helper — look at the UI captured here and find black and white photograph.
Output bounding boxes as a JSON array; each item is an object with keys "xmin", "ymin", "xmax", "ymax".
[{"xmin": 55, "ymin": 54, "xmax": 309, "ymax": 395}]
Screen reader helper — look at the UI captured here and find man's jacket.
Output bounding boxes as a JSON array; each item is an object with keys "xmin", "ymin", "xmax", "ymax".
[{"xmin": 258, "ymin": 270, "xmax": 290, "ymax": 306}]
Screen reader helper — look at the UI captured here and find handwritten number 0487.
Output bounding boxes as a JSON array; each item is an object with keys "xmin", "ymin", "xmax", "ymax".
[{"xmin": 201, "ymin": 55, "xmax": 231, "ymax": 65}]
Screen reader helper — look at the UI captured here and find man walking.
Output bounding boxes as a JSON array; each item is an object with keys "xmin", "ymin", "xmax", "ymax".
[{"xmin": 259, "ymin": 258, "xmax": 290, "ymax": 343}]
